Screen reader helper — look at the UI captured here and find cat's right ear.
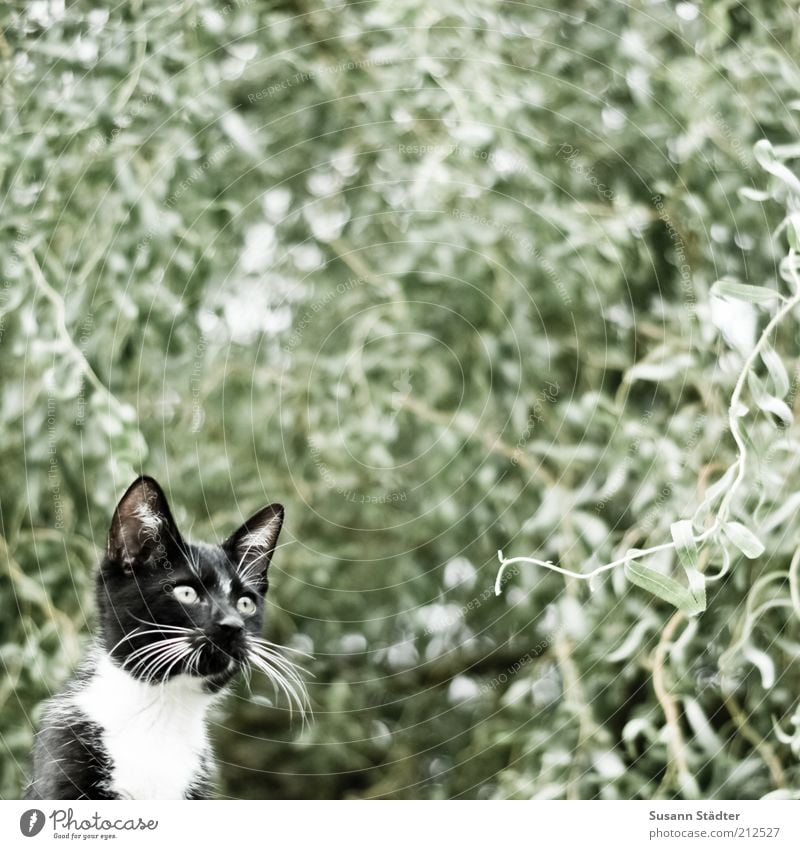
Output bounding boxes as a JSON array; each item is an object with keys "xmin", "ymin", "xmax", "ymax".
[
  {"xmin": 107, "ymin": 476, "xmax": 182, "ymax": 568},
  {"xmin": 223, "ymin": 503, "xmax": 284, "ymax": 588}
]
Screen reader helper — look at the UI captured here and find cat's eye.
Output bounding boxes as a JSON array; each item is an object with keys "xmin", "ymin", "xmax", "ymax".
[
  {"xmin": 237, "ymin": 596, "xmax": 256, "ymax": 616},
  {"xmin": 173, "ymin": 585, "xmax": 200, "ymax": 605}
]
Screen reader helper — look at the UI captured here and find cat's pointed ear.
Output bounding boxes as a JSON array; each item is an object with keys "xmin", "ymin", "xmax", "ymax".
[
  {"xmin": 107, "ymin": 476, "xmax": 182, "ymax": 567},
  {"xmin": 223, "ymin": 504, "xmax": 284, "ymax": 586}
]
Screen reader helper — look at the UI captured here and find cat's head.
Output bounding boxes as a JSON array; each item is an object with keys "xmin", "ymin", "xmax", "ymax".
[{"xmin": 97, "ymin": 476, "xmax": 287, "ymax": 693}]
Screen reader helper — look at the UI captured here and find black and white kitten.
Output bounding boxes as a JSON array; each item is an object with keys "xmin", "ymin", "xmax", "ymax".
[{"xmin": 26, "ymin": 475, "xmax": 307, "ymax": 800}]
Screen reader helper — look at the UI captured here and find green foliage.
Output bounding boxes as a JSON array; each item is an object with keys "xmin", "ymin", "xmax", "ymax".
[{"xmin": 1, "ymin": 0, "xmax": 800, "ymax": 799}]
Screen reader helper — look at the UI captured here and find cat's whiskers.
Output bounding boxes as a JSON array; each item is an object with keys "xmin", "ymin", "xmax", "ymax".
[
  {"xmin": 122, "ymin": 637, "xmax": 188, "ymax": 667},
  {"xmin": 127, "ymin": 646, "xmax": 184, "ymax": 682},
  {"xmin": 247, "ymin": 635, "xmax": 312, "ymax": 673},
  {"xmin": 248, "ymin": 637, "xmax": 313, "ymax": 671},
  {"xmin": 247, "ymin": 648, "xmax": 311, "ymax": 696},
  {"xmin": 247, "ymin": 652, "xmax": 310, "ymax": 724},
  {"xmin": 123, "ymin": 636, "xmax": 194, "ymax": 682},
  {"xmin": 115, "ymin": 621, "xmax": 201, "ymax": 684},
  {"xmin": 130, "ymin": 615, "xmax": 195, "ymax": 633},
  {"xmin": 243, "ymin": 636, "xmax": 311, "ymax": 724},
  {"xmin": 139, "ymin": 643, "xmax": 194, "ymax": 685},
  {"xmin": 249, "ymin": 636, "xmax": 313, "ymax": 659},
  {"xmin": 185, "ymin": 644, "xmax": 204, "ymax": 678},
  {"xmin": 108, "ymin": 627, "xmax": 191, "ymax": 656},
  {"xmin": 115, "ymin": 633, "xmax": 185, "ymax": 661},
  {"xmin": 156, "ymin": 644, "xmax": 197, "ymax": 685},
  {"xmin": 248, "ymin": 652, "xmax": 309, "ymax": 712},
  {"xmin": 247, "ymin": 641, "xmax": 313, "ymax": 690},
  {"xmin": 108, "ymin": 628, "xmax": 146, "ymax": 656},
  {"xmin": 240, "ymin": 659, "xmax": 252, "ymax": 689}
]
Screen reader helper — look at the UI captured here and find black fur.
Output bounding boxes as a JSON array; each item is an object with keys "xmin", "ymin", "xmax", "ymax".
[{"xmin": 27, "ymin": 712, "xmax": 115, "ymax": 800}]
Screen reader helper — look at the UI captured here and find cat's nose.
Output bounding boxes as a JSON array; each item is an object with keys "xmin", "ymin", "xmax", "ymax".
[{"xmin": 217, "ymin": 614, "xmax": 245, "ymax": 634}]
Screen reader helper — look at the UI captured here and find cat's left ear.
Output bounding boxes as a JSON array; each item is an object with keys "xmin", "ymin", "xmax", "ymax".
[{"xmin": 223, "ymin": 504, "xmax": 284, "ymax": 588}]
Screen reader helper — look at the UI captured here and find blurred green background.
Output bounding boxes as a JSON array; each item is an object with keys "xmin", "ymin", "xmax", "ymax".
[{"xmin": 2, "ymin": 0, "xmax": 800, "ymax": 799}]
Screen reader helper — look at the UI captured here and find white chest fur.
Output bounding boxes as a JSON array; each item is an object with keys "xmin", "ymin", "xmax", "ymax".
[{"xmin": 73, "ymin": 654, "xmax": 215, "ymax": 800}]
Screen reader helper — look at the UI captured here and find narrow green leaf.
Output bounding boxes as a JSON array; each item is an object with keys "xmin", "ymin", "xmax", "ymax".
[
  {"xmin": 683, "ymin": 697, "xmax": 724, "ymax": 756},
  {"xmin": 748, "ymin": 372, "xmax": 793, "ymax": 425},
  {"xmin": 607, "ymin": 618, "xmax": 655, "ymax": 663},
  {"xmin": 698, "ymin": 465, "xmax": 737, "ymax": 512},
  {"xmin": 711, "ymin": 279, "xmax": 782, "ymax": 303},
  {"xmin": 754, "ymin": 138, "xmax": 800, "ymax": 196},
  {"xmin": 670, "ymin": 520, "xmax": 698, "ymax": 571},
  {"xmin": 722, "ymin": 522, "xmax": 765, "ymax": 558},
  {"xmin": 625, "ymin": 561, "xmax": 705, "ymax": 616},
  {"xmin": 624, "ymin": 354, "xmax": 693, "ymax": 384},
  {"xmin": 683, "ymin": 566, "xmax": 707, "ymax": 615},
  {"xmin": 761, "ymin": 344, "xmax": 791, "ymax": 398},
  {"xmin": 669, "ymin": 521, "xmax": 707, "ymax": 614},
  {"xmin": 788, "ymin": 213, "xmax": 800, "ymax": 251},
  {"xmin": 737, "ymin": 187, "xmax": 771, "ymax": 202},
  {"xmin": 743, "ymin": 645, "xmax": 776, "ymax": 688}
]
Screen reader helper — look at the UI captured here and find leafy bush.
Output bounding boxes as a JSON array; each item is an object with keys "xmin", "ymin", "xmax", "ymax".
[{"xmin": 1, "ymin": 0, "xmax": 799, "ymax": 799}]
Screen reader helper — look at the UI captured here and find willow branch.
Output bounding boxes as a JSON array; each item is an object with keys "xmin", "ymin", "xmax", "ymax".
[{"xmin": 496, "ymin": 273, "xmax": 800, "ymax": 595}]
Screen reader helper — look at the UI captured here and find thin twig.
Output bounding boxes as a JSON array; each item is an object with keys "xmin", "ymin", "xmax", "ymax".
[
  {"xmin": 401, "ymin": 395, "xmax": 556, "ymax": 487},
  {"xmin": 652, "ymin": 611, "xmax": 695, "ymax": 797},
  {"xmin": 25, "ymin": 250, "xmax": 124, "ymax": 413},
  {"xmin": 722, "ymin": 688, "xmax": 786, "ymax": 790}
]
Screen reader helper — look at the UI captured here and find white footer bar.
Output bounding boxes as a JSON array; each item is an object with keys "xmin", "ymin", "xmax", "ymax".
[{"xmin": 3, "ymin": 800, "xmax": 798, "ymax": 848}]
